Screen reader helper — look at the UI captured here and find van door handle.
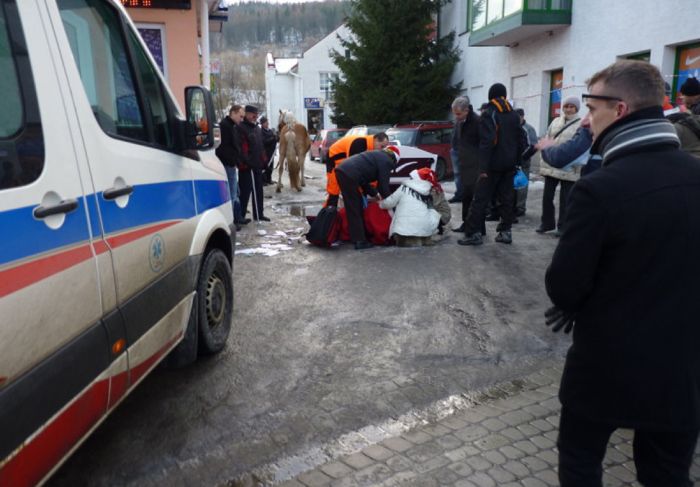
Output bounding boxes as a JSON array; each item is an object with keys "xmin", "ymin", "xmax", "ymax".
[
  {"xmin": 103, "ymin": 185, "xmax": 134, "ymax": 200},
  {"xmin": 33, "ymin": 199, "xmax": 79, "ymax": 219}
]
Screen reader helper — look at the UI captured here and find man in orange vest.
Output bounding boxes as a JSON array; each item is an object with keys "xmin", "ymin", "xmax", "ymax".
[{"xmin": 325, "ymin": 132, "xmax": 390, "ymax": 206}]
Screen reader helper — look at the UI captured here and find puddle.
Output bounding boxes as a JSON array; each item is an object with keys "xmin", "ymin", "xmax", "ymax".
[{"xmin": 273, "ymin": 204, "xmax": 322, "ymax": 218}]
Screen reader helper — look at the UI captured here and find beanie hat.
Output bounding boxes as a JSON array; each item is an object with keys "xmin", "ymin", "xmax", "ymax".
[
  {"xmin": 680, "ymin": 77, "xmax": 700, "ymax": 96},
  {"xmin": 383, "ymin": 145, "xmax": 400, "ymax": 163},
  {"xmin": 562, "ymin": 95, "xmax": 581, "ymax": 111},
  {"xmin": 415, "ymin": 167, "xmax": 443, "ymax": 193},
  {"xmin": 488, "ymin": 83, "xmax": 507, "ymax": 100}
]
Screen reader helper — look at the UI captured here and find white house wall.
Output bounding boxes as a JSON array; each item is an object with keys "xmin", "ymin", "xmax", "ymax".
[{"xmin": 441, "ymin": 0, "xmax": 700, "ymax": 135}]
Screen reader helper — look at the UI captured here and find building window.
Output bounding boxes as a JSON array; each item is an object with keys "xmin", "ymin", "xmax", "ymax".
[
  {"xmin": 674, "ymin": 43, "xmax": 700, "ymax": 106},
  {"xmin": 320, "ymin": 72, "xmax": 339, "ymax": 93},
  {"xmin": 549, "ymin": 69, "xmax": 563, "ymax": 125},
  {"xmin": 471, "ymin": 0, "xmax": 570, "ymax": 31},
  {"xmin": 135, "ymin": 23, "xmax": 168, "ymax": 80},
  {"xmin": 625, "ymin": 51, "xmax": 651, "ymax": 62}
]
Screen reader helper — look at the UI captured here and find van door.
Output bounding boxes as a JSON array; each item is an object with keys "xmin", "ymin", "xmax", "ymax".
[
  {"xmin": 0, "ymin": 1, "xmax": 110, "ymax": 485},
  {"xmin": 49, "ymin": 0, "xmax": 199, "ymax": 384}
]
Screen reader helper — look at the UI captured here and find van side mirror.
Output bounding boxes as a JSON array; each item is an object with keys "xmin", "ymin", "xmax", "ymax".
[{"xmin": 184, "ymin": 86, "xmax": 216, "ymax": 150}]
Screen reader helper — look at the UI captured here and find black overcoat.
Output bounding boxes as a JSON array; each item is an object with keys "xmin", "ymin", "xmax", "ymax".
[{"xmin": 546, "ymin": 109, "xmax": 700, "ymax": 431}]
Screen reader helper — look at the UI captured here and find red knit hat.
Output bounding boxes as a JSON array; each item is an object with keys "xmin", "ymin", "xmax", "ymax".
[
  {"xmin": 416, "ymin": 167, "xmax": 443, "ymax": 193},
  {"xmin": 383, "ymin": 145, "xmax": 401, "ymax": 163}
]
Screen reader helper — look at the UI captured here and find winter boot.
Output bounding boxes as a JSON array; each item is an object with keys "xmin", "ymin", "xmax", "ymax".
[
  {"xmin": 458, "ymin": 233, "xmax": 483, "ymax": 246},
  {"xmin": 495, "ymin": 231, "xmax": 512, "ymax": 244}
]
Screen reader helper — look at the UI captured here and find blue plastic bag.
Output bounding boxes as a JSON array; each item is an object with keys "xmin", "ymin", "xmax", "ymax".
[{"xmin": 513, "ymin": 168, "xmax": 528, "ymax": 189}]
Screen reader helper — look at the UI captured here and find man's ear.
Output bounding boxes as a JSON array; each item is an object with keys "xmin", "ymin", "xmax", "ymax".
[{"xmin": 616, "ymin": 101, "xmax": 630, "ymax": 119}]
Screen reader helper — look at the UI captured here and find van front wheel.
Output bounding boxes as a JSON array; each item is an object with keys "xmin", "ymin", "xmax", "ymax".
[{"xmin": 197, "ymin": 249, "xmax": 233, "ymax": 355}]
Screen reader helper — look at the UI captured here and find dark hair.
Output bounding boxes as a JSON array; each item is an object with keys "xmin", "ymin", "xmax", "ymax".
[
  {"xmin": 260, "ymin": 116, "xmax": 268, "ymax": 124},
  {"xmin": 515, "ymin": 108, "xmax": 525, "ymax": 117},
  {"xmin": 586, "ymin": 60, "xmax": 665, "ymax": 111},
  {"xmin": 373, "ymin": 132, "xmax": 389, "ymax": 142},
  {"xmin": 229, "ymin": 104, "xmax": 242, "ymax": 115}
]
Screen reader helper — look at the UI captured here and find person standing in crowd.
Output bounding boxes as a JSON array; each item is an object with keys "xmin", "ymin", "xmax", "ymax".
[
  {"xmin": 335, "ymin": 147, "xmax": 399, "ymax": 250},
  {"xmin": 450, "ymin": 96, "xmax": 483, "ymax": 236},
  {"xmin": 537, "ymin": 96, "xmax": 582, "ymax": 236},
  {"xmin": 458, "ymin": 83, "xmax": 526, "ymax": 246},
  {"xmin": 325, "ymin": 132, "xmax": 390, "ymax": 207},
  {"xmin": 379, "ymin": 168, "xmax": 441, "ymax": 247},
  {"xmin": 448, "ymin": 100, "xmax": 466, "ymax": 204},
  {"xmin": 215, "ymin": 104, "xmax": 245, "ymax": 229},
  {"xmin": 668, "ymin": 77, "xmax": 700, "ymax": 158},
  {"xmin": 238, "ymin": 105, "xmax": 269, "ymax": 222},
  {"xmin": 515, "ymin": 108, "xmax": 538, "ymax": 217},
  {"xmin": 260, "ymin": 116, "xmax": 278, "ymax": 185},
  {"xmin": 546, "ymin": 60, "xmax": 700, "ymax": 487}
]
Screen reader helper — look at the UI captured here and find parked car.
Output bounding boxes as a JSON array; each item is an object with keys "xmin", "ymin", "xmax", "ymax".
[
  {"xmin": 310, "ymin": 128, "xmax": 348, "ymax": 162},
  {"xmin": 0, "ymin": 2, "xmax": 234, "ymax": 486},
  {"xmin": 388, "ymin": 144, "xmax": 437, "ymax": 190},
  {"xmin": 345, "ymin": 124, "xmax": 392, "ymax": 137},
  {"xmin": 386, "ymin": 121, "xmax": 454, "ymax": 180}
]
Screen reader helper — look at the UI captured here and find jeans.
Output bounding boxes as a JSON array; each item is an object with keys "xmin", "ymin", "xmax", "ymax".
[
  {"xmin": 225, "ymin": 166, "xmax": 242, "ymax": 222},
  {"xmin": 450, "ymin": 148, "xmax": 463, "ymax": 200}
]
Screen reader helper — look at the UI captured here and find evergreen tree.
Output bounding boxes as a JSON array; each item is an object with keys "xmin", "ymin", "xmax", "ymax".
[{"xmin": 330, "ymin": 0, "xmax": 461, "ymax": 126}]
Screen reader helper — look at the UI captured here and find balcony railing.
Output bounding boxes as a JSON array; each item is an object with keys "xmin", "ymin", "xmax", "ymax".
[{"xmin": 469, "ymin": 0, "xmax": 572, "ymax": 47}]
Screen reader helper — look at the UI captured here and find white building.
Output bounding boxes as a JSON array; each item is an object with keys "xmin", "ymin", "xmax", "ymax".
[
  {"xmin": 265, "ymin": 25, "xmax": 350, "ymax": 132},
  {"xmin": 439, "ymin": 0, "xmax": 700, "ymax": 135}
]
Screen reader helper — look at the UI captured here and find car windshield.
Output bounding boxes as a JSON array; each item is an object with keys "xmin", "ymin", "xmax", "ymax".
[
  {"xmin": 328, "ymin": 130, "xmax": 347, "ymax": 141},
  {"xmin": 387, "ymin": 129, "xmax": 417, "ymax": 146}
]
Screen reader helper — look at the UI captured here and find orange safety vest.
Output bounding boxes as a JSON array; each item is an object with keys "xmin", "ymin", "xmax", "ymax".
[{"xmin": 326, "ymin": 135, "xmax": 376, "ymax": 198}]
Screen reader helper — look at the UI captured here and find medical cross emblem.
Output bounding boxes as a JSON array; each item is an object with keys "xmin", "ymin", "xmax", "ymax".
[{"xmin": 149, "ymin": 234, "xmax": 165, "ymax": 273}]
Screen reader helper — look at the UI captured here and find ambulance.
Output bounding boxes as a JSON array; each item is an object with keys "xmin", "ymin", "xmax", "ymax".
[{"xmin": 0, "ymin": 1, "xmax": 235, "ymax": 485}]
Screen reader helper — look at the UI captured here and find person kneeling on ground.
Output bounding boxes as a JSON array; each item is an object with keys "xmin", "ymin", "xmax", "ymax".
[
  {"xmin": 380, "ymin": 168, "xmax": 444, "ymax": 247},
  {"xmin": 335, "ymin": 146, "xmax": 400, "ymax": 250}
]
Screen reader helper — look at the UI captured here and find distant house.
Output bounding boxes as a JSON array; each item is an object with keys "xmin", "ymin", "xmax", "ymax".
[
  {"xmin": 265, "ymin": 25, "xmax": 350, "ymax": 132},
  {"xmin": 122, "ymin": 0, "xmax": 228, "ymax": 110}
]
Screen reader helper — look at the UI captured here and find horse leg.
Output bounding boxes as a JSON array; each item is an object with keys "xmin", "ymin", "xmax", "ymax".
[
  {"xmin": 276, "ymin": 154, "xmax": 285, "ymax": 193},
  {"xmin": 300, "ymin": 149, "xmax": 306, "ymax": 187}
]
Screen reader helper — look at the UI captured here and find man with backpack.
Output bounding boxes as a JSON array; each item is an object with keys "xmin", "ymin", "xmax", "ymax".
[
  {"xmin": 669, "ymin": 77, "xmax": 700, "ymax": 158},
  {"xmin": 458, "ymin": 83, "xmax": 527, "ymax": 246}
]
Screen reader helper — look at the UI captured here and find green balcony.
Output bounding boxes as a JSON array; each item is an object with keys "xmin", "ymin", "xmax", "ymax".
[{"xmin": 468, "ymin": 0, "xmax": 572, "ymax": 47}]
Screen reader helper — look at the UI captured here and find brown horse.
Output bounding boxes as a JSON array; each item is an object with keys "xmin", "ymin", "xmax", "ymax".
[{"xmin": 276, "ymin": 110, "xmax": 311, "ymax": 193}]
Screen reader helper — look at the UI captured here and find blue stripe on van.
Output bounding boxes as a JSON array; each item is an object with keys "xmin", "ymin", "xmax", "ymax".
[
  {"xmin": 0, "ymin": 199, "xmax": 91, "ymax": 267},
  {"xmin": 0, "ymin": 179, "xmax": 230, "ymax": 268}
]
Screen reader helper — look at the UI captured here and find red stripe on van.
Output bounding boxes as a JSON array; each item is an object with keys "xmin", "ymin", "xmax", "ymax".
[
  {"xmin": 0, "ymin": 331, "xmax": 184, "ymax": 487},
  {"xmin": 0, "ymin": 221, "xmax": 181, "ymax": 298},
  {"xmin": 0, "ymin": 379, "xmax": 109, "ymax": 487}
]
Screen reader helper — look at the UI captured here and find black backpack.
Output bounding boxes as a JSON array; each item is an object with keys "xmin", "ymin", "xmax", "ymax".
[{"xmin": 306, "ymin": 206, "xmax": 340, "ymax": 247}]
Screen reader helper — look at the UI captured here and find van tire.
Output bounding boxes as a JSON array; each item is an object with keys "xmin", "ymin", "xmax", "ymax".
[
  {"xmin": 197, "ymin": 249, "xmax": 233, "ymax": 355},
  {"xmin": 436, "ymin": 157, "xmax": 447, "ymax": 181}
]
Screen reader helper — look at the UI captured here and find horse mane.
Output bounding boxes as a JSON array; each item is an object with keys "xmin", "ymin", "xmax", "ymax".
[{"xmin": 279, "ymin": 110, "xmax": 297, "ymax": 130}]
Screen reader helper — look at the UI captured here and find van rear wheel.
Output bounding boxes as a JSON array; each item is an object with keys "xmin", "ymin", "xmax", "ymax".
[{"xmin": 197, "ymin": 249, "xmax": 233, "ymax": 355}]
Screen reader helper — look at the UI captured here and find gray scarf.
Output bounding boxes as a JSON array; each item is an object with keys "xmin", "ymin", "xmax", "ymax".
[{"xmin": 598, "ymin": 118, "xmax": 680, "ymax": 166}]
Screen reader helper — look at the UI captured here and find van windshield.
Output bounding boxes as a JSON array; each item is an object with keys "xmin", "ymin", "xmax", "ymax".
[{"xmin": 0, "ymin": 4, "xmax": 22, "ymax": 138}]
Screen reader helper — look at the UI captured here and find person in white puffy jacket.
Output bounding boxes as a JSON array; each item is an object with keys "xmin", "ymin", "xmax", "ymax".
[{"xmin": 379, "ymin": 169, "xmax": 441, "ymax": 246}]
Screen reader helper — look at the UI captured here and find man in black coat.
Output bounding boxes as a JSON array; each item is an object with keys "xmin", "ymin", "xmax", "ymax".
[
  {"xmin": 459, "ymin": 83, "xmax": 527, "ymax": 245},
  {"xmin": 450, "ymin": 96, "xmax": 483, "ymax": 235},
  {"xmin": 334, "ymin": 147, "xmax": 399, "ymax": 250},
  {"xmin": 238, "ymin": 105, "xmax": 269, "ymax": 222},
  {"xmin": 215, "ymin": 104, "xmax": 244, "ymax": 227},
  {"xmin": 546, "ymin": 60, "xmax": 700, "ymax": 486},
  {"xmin": 260, "ymin": 116, "xmax": 278, "ymax": 185}
]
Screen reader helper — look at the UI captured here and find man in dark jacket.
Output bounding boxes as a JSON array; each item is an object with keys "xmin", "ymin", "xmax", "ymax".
[
  {"xmin": 215, "ymin": 104, "xmax": 244, "ymax": 227},
  {"xmin": 260, "ymin": 116, "xmax": 278, "ymax": 185},
  {"xmin": 450, "ymin": 96, "xmax": 482, "ymax": 234},
  {"xmin": 238, "ymin": 105, "xmax": 269, "ymax": 222},
  {"xmin": 459, "ymin": 83, "xmax": 527, "ymax": 245},
  {"xmin": 546, "ymin": 60, "xmax": 700, "ymax": 486},
  {"xmin": 335, "ymin": 147, "xmax": 399, "ymax": 250}
]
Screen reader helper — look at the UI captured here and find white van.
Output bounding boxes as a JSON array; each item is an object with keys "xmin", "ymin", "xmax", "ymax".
[{"xmin": 0, "ymin": 1, "xmax": 234, "ymax": 485}]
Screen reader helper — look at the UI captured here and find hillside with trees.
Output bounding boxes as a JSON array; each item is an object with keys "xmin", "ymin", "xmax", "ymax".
[{"xmin": 211, "ymin": 0, "xmax": 349, "ymax": 112}]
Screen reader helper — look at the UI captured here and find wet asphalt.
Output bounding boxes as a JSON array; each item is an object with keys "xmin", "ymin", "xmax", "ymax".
[{"xmin": 48, "ymin": 158, "xmax": 571, "ymax": 486}]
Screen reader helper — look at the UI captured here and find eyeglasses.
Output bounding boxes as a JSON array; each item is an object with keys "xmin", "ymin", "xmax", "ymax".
[{"xmin": 582, "ymin": 93, "xmax": 623, "ymax": 102}]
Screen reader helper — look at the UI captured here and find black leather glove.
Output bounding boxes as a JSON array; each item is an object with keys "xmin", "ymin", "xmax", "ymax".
[{"xmin": 545, "ymin": 306, "xmax": 576, "ymax": 334}]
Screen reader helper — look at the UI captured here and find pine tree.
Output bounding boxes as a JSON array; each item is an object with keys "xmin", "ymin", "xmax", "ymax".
[{"xmin": 330, "ymin": 0, "xmax": 461, "ymax": 126}]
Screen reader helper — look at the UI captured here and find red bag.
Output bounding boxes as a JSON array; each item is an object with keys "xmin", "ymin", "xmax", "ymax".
[
  {"xmin": 337, "ymin": 207, "xmax": 351, "ymax": 241},
  {"xmin": 363, "ymin": 202, "xmax": 392, "ymax": 245}
]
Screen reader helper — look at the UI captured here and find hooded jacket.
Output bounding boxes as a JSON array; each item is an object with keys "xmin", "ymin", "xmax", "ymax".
[
  {"xmin": 379, "ymin": 177, "xmax": 440, "ymax": 237},
  {"xmin": 546, "ymin": 106, "xmax": 700, "ymax": 430},
  {"xmin": 539, "ymin": 114, "xmax": 582, "ymax": 181},
  {"xmin": 478, "ymin": 98, "xmax": 527, "ymax": 172}
]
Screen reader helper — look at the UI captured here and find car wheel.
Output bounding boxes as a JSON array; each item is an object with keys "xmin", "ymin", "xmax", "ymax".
[
  {"xmin": 197, "ymin": 248, "xmax": 233, "ymax": 355},
  {"xmin": 435, "ymin": 157, "xmax": 447, "ymax": 181}
]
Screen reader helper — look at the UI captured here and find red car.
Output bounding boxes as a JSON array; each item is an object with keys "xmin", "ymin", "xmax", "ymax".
[
  {"xmin": 310, "ymin": 128, "xmax": 348, "ymax": 162},
  {"xmin": 386, "ymin": 121, "xmax": 454, "ymax": 180}
]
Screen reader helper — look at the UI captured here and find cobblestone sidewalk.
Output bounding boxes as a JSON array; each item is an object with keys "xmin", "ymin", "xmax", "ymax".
[{"xmin": 280, "ymin": 365, "xmax": 700, "ymax": 487}]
